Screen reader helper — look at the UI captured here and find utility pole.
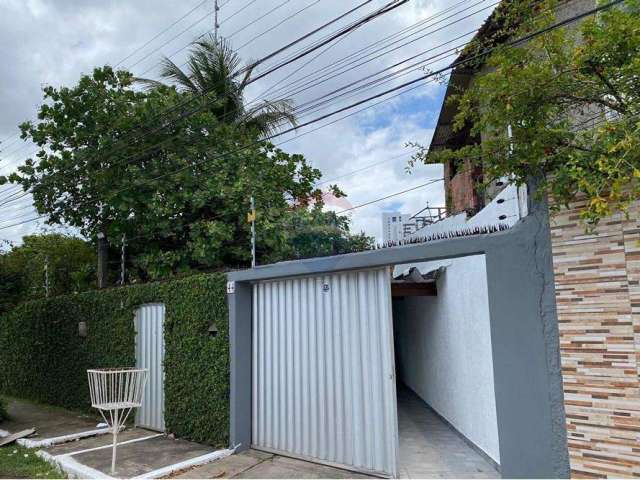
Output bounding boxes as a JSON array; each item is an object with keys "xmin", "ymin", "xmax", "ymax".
[
  {"xmin": 120, "ymin": 234, "xmax": 126, "ymax": 286},
  {"xmin": 97, "ymin": 232, "xmax": 108, "ymax": 289},
  {"xmin": 249, "ymin": 196, "xmax": 256, "ymax": 268},
  {"xmin": 214, "ymin": 0, "xmax": 220, "ymax": 41},
  {"xmin": 44, "ymin": 255, "xmax": 50, "ymax": 298}
]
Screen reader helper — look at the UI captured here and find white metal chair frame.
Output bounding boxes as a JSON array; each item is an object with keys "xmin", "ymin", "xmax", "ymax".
[{"xmin": 87, "ymin": 368, "xmax": 148, "ymax": 474}]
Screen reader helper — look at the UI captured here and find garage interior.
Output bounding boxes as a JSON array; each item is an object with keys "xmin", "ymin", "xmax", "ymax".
[{"xmin": 391, "ymin": 255, "xmax": 501, "ymax": 478}]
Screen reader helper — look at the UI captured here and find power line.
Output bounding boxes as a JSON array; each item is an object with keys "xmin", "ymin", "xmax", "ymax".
[
  {"xmin": 250, "ymin": 0, "xmax": 484, "ymax": 116},
  {"xmin": 126, "ymin": 7, "xmax": 216, "ymax": 72},
  {"xmin": 315, "ymin": 150, "xmax": 417, "ymax": 187},
  {"xmin": 236, "ymin": 1, "xmax": 321, "ymax": 51},
  {"xmin": 4, "ymin": 0, "xmax": 620, "ymax": 230},
  {"xmin": 114, "ymin": 0, "xmax": 209, "ymax": 67},
  {"xmin": 0, "ymin": 191, "xmax": 31, "ymax": 208},
  {"xmin": 262, "ymin": 0, "xmax": 492, "ymax": 100},
  {"xmin": 112, "ymin": 0, "xmax": 624, "ymax": 196},
  {"xmin": 220, "ymin": 0, "xmax": 259, "ymax": 26},
  {"xmin": 0, "ymin": 215, "xmax": 46, "ymax": 231},
  {"xmin": 74, "ymin": 0, "xmax": 400, "ymax": 175},
  {"xmin": 268, "ymin": 1, "xmax": 497, "ymax": 102},
  {"xmin": 227, "ymin": 0, "xmax": 291, "ymax": 39},
  {"xmin": 3, "ymin": 2, "xmax": 592, "ymax": 190},
  {"xmin": 337, "ymin": 178, "xmax": 445, "ymax": 214},
  {"xmin": 0, "ymin": 107, "xmax": 624, "ymax": 233}
]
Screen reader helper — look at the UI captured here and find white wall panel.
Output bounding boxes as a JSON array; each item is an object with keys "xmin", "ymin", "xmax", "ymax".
[
  {"xmin": 252, "ymin": 268, "xmax": 398, "ymax": 477},
  {"xmin": 393, "ymin": 255, "xmax": 500, "ymax": 463},
  {"xmin": 135, "ymin": 303, "xmax": 166, "ymax": 432}
]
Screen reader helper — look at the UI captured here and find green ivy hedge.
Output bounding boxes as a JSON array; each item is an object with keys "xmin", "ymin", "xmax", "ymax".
[
  {"xmin": 0, "ymin": 396, "xmax": 7, "ymax": 422},
  {"xmin": 0, "ymin": 273, "xmax": 229, "ymax": 447}
]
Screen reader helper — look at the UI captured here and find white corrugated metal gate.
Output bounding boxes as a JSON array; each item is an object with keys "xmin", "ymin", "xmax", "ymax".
[
  {"xmin": 135, "ymin": 303, "xmax": 166, "ymax": 432},
  {"xmin": 251, "ymin": 268, "xmax": 399, "ymax": 477}
]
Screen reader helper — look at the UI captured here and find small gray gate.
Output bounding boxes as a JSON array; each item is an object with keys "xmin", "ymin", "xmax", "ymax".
[{"xmin": 134, "ymin": 303, "xmax": 166, "ymax": 431}]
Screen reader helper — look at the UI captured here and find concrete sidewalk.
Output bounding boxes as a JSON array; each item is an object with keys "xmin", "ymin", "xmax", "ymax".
[
  {"xmin": 1, "ymin": 397, "xmax": 104, "ymax": 442},
  {"xmin": 1, "ymin": 398, "xmax": 230, "ymax": 479}
]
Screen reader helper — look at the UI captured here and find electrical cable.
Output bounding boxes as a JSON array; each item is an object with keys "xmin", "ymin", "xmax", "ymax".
[
  {"xmin": 262, "ymin": 0, "xmax": 493, "ymax": 100},
  {"xmin": 227, "ymin": 0, "xmax": 291, "ymax": 39},
  {"xmin": 269, "ymin": 1, "xmax": 497, "ymax": 102},
  {"xmin": 67, "ymin": 0, "xmax": 402, "ymax": 174},
  {"xmin": 0, "ymin": 110, "xmax": 622, "ymax": 234},
  {"xmin": 114, "ymin": 0, "xmax": 209, "ymax": 67},
  {"xmin": 220, "ymin": 0, "xmax": 259, "ymax": 26},
  {"xmin": 109, "ymin": 0, "xmax": 625, "ymax": 196},
  {"xmin": 126, "ymin": 8, "xmax": 215, "ymax": 72},
  {"xmin": 1, "ymin": 0, "xmax": 623, "ymax": 230},
  {"xmin": 236, "ymin": 1, "xmax": 321, "ymax": 51},
  {"xmin": 337, "ymin": 178, "xmax": 445, "ymax": 214},
  {"xmin": 315, "ymin": 150, "xmax": 417, "ymax": 187}
]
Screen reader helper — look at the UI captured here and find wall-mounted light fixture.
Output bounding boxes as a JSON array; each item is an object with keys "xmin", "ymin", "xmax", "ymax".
[
  {"xmin": 78, "ymin": 321, "xmax": 87, "ymax": 338},
  {"xmin": 208, "ymin": 323, "xmax": 218, "ymax": 338}
]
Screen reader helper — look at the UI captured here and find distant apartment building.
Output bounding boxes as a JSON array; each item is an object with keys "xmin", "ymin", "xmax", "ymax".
[{"xmin": 381, "ymin": 212, "xmax": 410, "ymax": 244}]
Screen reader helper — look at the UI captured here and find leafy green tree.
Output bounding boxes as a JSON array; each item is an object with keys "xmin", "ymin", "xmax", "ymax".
[
  {"xmin": 0, "ymin": 234, "xmax": 95, "ymax": 311},
  {"xmin": 265, "ymin": 206, "xmax": 374, "ymax": 263},
  {"xmin": 137, "ymin": 35, "xmax": 296, "ymax": 135},
  {"xmin": 410, "ymin": 0, "xmax": 640, "ymax": 225},
  {"xmin": 1, "ymin": 66, "xmax": 343, "ymax": 280}
]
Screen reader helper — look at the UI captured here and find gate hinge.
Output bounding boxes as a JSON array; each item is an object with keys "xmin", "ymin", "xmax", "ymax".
[{"xmin": 227, "ymin": 281, "xmax": 236, "ymax": 294}]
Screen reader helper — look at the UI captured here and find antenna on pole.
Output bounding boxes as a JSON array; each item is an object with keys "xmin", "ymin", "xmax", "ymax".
[
  {"xmin": 214, "ymin": 0, "xmax": 220, "ymax": 41},
  {"xmin": 120, "ymin": 234, "xmax": 126, "ymax": 285},
  {"xmin": 249, "ymin": 196, "xmax": 256, "ymax": 268},
  {"xmin": 44, "ymin": 255, "xmax": 50, "ymax": 298}
]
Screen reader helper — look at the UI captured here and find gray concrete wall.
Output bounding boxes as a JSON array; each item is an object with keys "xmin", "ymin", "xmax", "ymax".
[
  {"xmin": 227, "ymin": 195, "xmax": 569, "ymax": 478},
  {"xmin": 393, "ymin": 255, "xmax": 500, "ymax": 463}
]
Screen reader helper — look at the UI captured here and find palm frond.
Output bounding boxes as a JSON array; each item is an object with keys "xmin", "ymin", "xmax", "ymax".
[
  {"xmin": 132, "ymin": 34, "xmax": 297, "ymax": 135},
  {"xmin": 133, "ymin": 77, "xmax": 167, "ymax": 90},
  {"xmin": 159, "ymin": 57, "xmax": 198, "ymax": 94},
  {"xmin": 243, "ymin": 99, "xmax": 298, "ymax": 136}
]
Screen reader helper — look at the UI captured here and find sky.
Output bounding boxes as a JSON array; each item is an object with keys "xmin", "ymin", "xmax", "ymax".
[{"xmin": 0, "ymin": 0, "xmax": 496, "ymax": 246}]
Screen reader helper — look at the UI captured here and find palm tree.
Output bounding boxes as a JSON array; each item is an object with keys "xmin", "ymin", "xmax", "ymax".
[{"xmin": 137, "ymin": 35, "xmax": 296, "ymax": 136}]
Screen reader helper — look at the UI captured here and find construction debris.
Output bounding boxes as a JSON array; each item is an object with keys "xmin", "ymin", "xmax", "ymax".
[{"xmin": 0, "ymin": 428, "xmax": 36, "ymax": 447}]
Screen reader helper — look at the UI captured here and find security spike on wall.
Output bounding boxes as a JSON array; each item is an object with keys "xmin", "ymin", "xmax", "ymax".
[{"xmin": 285, "ymin": 223, "xmax": 511, "ymax": 263}]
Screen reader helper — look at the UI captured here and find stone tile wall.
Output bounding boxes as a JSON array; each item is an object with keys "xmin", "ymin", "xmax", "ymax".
[{"xmin": 551, "ymin": 199, "xmax": 640, "ymax": 478}]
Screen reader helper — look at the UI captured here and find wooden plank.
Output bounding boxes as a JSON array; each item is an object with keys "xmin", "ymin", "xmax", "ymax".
[{"xmin": 0, "ymin": 428, "xmax": 36, "ymax": 447}]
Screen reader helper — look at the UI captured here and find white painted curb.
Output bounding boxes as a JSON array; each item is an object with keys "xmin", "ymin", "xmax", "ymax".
[
  {"xmin": 0, "ymin": 426, "xmax": 111, "ymax": 448},
  {"xmin": 37, "ymin": 450, "xmax": 115, "ymax": 480},
  {"xmin": 131, "ymin": 448, "xmax": 235, "ymax": 479},
  {"xmin": 33, "ymin": 432, "xmax": 234, "ymax": 480},
  {"xmin": 20, "ymin": 428, "xmax": 112, "ymax": 448}
]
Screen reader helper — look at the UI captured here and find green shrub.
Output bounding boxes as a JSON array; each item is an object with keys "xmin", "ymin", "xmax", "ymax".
[
  {"xmin": 0, "ymin": 273, "xmax": 229, "ymax": 447},
  {"xmin": 0, "ymin": 396, "xmax": 7, "ymax": 422}
]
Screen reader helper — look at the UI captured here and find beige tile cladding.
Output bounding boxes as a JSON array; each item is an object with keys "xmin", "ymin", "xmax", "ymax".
[{"xmin": 551, "ymin": 198, "xmax": 640, "ymax": 478}]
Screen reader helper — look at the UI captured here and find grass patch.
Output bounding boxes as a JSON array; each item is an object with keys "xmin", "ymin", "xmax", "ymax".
[{"xmin": 0, "ymin": 444, "xmax": 65, "ymax": 479}]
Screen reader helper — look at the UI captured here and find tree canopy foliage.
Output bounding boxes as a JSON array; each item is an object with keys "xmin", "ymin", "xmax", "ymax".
[
  {"xmin": 1, "ymin": 40, "xmax": 369, "ymax": 280},
  {"xmin": 265, "ymin": 205, "xmax": 374, "ymax": 263},
  {"xmin": 0, "ymin": 234, "xmax": 95, "ymax": 312},
  {"xmin": 411, "ymin": 0, "xmax": 640, "ymax": 225}
]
